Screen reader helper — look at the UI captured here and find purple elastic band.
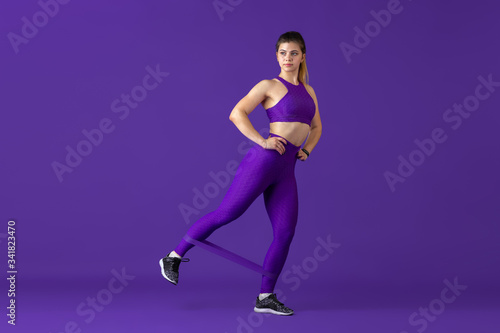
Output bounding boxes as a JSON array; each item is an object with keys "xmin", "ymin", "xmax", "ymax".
[{"xmin": 183, "ymin": 234, "xmax": 277, "ymax": 279}]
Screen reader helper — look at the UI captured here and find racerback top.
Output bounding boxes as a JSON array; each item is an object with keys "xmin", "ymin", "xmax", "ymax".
[{"xmin": 265, "ymin": 76, "xmax": 316, "ymax": 126}]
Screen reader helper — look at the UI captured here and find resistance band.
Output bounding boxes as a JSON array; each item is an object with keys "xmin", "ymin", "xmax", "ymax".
[{"xmin": 183, "ymin": 234, "xmax": 277, "ymax": 279}]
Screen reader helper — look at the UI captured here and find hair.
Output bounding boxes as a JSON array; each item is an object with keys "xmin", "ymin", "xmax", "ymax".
[{"xmin": 275, "ymin": 31, "xmax": 309, "ymax": 85}]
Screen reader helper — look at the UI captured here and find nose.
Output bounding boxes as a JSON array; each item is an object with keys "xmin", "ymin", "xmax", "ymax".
[{"xmin": 283, "ymin": 52, "xmax": 292, "ymax": 61}]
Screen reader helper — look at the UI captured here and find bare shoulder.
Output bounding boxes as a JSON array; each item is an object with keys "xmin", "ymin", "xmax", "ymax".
[
  {"xmin": 254, "ymin": 78, "xmax": 278, "ymax": 91},
  {"xmin": 247, "ymin": 78, "xmax": 279, "ymax": 97}
]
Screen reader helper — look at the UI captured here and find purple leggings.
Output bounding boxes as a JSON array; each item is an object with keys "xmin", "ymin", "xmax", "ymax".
[{"xmin": 174, "ymin": 133, "xmax": 301, "ymax": 293}]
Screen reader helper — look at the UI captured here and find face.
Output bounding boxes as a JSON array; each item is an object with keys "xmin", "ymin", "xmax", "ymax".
[{"xmin": 276, "ymin": 41, "xmax": 305, "ymax": 73}]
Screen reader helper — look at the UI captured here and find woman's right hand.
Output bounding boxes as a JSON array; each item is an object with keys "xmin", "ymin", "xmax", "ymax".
[{"xmin": 263, "ymin": 135, "xmax": 287, "ymax": 155}]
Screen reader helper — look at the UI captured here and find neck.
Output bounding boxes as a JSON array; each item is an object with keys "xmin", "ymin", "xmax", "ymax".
[{"xmin": 279, "ymin": 72, "xmax": 300, "ymax": 85}]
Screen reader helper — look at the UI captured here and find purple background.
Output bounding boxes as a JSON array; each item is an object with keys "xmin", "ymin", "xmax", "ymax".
[{"xmin": 1, "ymin": 0, "xmax": 499, "ymax": 332}]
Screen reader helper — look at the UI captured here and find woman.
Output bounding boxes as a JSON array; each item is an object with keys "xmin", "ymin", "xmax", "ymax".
[{"xmin": 159, "ymin": 31, "xmax": 322, "ymax": 316}]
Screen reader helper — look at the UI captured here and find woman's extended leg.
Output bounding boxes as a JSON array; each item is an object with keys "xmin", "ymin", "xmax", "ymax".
[{"xmin": 173, "ymin": 145, "xmax": 279, "ymax": 257}]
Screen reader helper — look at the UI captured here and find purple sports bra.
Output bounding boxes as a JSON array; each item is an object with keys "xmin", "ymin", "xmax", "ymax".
[{"xmin": 265, "ymin": 76, "xmax": 316, "ymax": 126}]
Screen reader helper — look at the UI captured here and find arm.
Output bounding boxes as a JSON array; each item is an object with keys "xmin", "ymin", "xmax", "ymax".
[
  {"xmin": 228, "ymin": 80, "xmax": 271, "ymax": 148},
  {"xmin": 302, "ymin": 85, "xmax": 322, "ymax": 154}
]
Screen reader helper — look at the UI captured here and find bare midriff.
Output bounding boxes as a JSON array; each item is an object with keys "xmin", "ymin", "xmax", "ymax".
[{"xmin": 269, "ymin": 121, "xmax": 310, "ymax": 147}]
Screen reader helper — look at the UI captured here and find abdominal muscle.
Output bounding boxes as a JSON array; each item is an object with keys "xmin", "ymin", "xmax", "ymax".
[{"xmin": 269, "ymin": 121, "xmax": 310, "ymax": 147}]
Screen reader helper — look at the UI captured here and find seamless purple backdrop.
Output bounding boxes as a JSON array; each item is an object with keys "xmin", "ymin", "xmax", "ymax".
[{"xmin": 1, "ymin": 0, "xmax": 499, "ymax": 332}]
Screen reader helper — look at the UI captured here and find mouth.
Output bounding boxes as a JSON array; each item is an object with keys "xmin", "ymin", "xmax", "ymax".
[{"xmin": 284, "ymin": 64, "xmax": 292, "ymax": 66}]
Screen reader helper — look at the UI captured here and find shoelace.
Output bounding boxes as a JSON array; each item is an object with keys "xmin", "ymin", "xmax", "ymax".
[
  {"xmin": 168, "ymin": 257, "xmax": 190, "ymax": 271},
  {"xmin": 166, "ymin": 257, "xmax": 190, "ymax": 262}
]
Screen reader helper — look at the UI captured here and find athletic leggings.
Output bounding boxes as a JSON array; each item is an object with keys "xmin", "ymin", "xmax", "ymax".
[{"xmin": 174, "ymin": 133, "xmax": 301, "ymax": 293}]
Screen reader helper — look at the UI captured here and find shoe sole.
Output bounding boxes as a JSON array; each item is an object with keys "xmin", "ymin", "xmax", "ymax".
[
  {"xmin": 159, "ymin": 258, "xmax": 177, "ymax": 285},
  {"xmin": 253, "ymin": 307, "xmax": 294, "ymax": 316}
]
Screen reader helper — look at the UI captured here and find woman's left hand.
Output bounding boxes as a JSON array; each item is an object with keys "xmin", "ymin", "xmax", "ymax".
[{"xmin": 297, "ymin": 150, "xmax": 308, "ymax": 161}]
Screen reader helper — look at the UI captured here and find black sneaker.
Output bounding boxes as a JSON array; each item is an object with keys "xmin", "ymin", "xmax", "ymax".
[
  {"xmin": 254, "ymin": 293, "xmax": 294, "ymax": 316},
  {"xmin": 159, "ymin": 254, "xmax": 190, "ymax": 285}
]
